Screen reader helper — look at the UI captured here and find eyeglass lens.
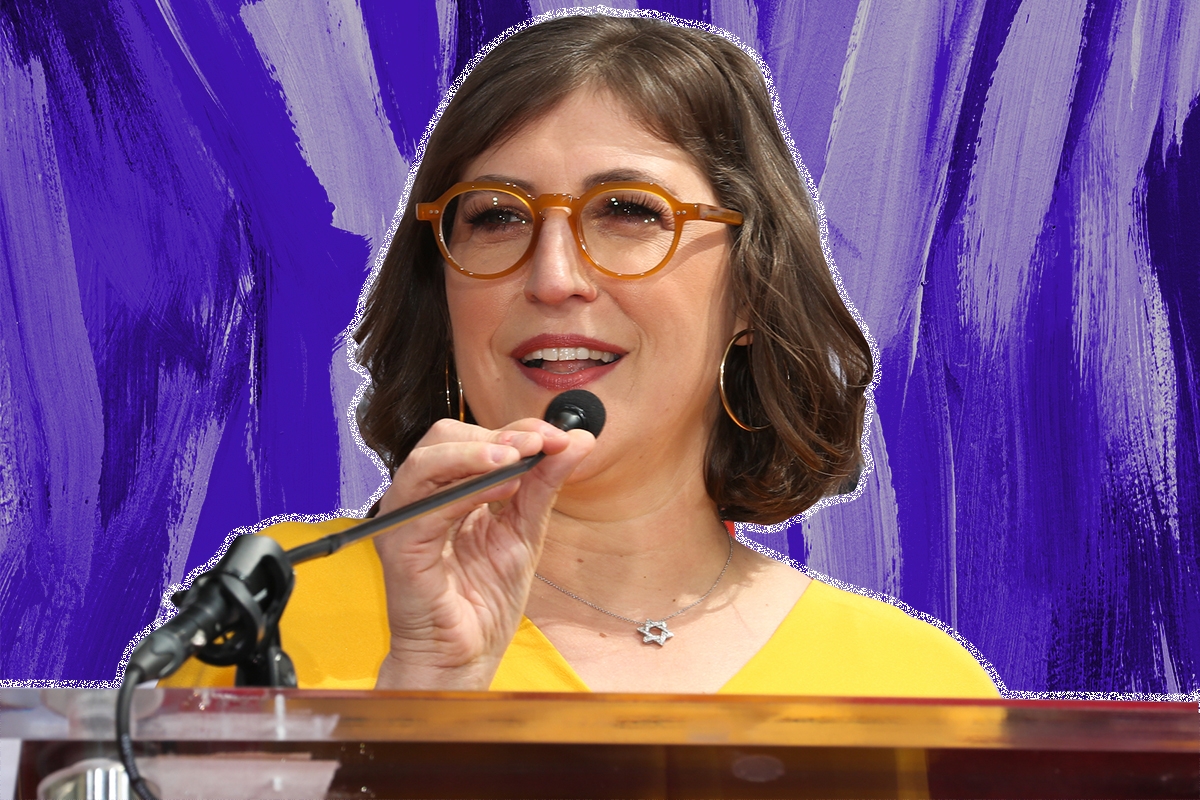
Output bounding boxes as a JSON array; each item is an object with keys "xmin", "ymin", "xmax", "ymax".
[{"xmin": 442, "ymin": 188, "xmax": 679, "ymax": 276}]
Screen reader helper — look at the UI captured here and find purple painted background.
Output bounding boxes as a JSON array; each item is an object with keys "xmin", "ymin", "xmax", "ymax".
[{"xmin": 0, "ymin": 0, "xmax": 1196, "ymax": 694}]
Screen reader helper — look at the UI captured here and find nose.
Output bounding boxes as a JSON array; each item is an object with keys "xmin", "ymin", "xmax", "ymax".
[{"xmin": 523, "ymin": 207, "xmax": 598, "ymax": 305}]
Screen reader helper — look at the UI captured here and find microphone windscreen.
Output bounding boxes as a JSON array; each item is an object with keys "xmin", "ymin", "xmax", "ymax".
[{"xmin": 544, "ymin": 390, "xmax": 606, "ymax": 438}]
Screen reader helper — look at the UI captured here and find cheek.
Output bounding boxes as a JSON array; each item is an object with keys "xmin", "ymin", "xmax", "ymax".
[
  {"xmin": 627, "ymin": 266, "xmax": 736, "ymax": 396},
  {"xmin": 445, "ymin": 273, "xmax": 517, "ymax": 424},
  {"xmin": 647, "ymin": 252, "xmax": 735, "ymax": 345},
  {"xmin": 445, "ymin": 272, "xmax": 507, "ymax": 350}
]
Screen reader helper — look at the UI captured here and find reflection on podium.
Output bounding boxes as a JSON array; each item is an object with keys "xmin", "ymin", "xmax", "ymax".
[{"xmin": 3, "ymin": 688, "xmax": 1196, "ymax": 798}]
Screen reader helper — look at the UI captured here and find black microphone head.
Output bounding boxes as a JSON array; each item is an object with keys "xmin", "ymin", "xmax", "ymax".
[{"xmin": 544, "ymin": 390, "xmax": 606, "ymax": 438}]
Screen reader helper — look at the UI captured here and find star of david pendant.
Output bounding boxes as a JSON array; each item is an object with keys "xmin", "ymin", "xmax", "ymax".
[{"xmin": 637, "ymin": 619, "xmax": 674, "ymax": 646}]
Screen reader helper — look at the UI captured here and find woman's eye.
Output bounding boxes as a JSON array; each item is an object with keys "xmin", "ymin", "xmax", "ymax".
[
  {"xmin": 590, "ymin": 194, "xmax": 673, "ymax": 229},
  {"xmin": 604, "ymin": 200, "xmax": 659, "ymax": 220},
  {"xmin": 448, "ymin": 195, "xmax": 532, "ymax": 247},
  {"xmin": 465, "ymin": 207, "xmax": 528, "ymax": 227}
]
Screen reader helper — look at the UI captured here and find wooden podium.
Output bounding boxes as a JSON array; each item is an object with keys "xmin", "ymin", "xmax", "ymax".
[{"xmin": 3, "ymin": 688, "xmax": 1196, "ymax": 798}]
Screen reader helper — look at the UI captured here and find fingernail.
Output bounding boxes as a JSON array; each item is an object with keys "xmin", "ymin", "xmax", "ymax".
[{"xmin": 488, "ymin": 445, "xmax": 513, "ymax": 463}]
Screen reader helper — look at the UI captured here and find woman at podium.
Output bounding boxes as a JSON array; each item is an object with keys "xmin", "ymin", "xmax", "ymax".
[{"xmin": 166, "ymin": 14, "xmax": 997, "ymax": 698}]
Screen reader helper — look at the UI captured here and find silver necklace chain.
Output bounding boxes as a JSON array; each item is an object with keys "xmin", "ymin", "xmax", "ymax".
[{"xmin": 532, "ymin": 534, "xmax": 734, "ymax": 646}]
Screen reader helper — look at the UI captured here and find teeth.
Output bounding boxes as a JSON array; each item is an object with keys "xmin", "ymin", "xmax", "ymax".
[{"xmin": 521, "ymin": 347, "xmax": 618, "ymax": 364}]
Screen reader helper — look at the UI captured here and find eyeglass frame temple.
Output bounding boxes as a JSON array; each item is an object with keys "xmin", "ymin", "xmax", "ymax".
[{"xmin": 415, "ymin": 181, "xmax": 743, "ymax": 280}]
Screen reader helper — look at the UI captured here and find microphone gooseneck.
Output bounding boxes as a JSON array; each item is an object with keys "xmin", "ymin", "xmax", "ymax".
[{"xmin": 283, "ymin": 390, "xmax": 605, "ymax": 565}]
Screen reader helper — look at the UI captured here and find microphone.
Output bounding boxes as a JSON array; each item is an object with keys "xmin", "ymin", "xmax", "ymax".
[
  {"xmin": 284, "ymin": 389, "xmax": 605, "ymax": 564},
  {"xmin": 542, "ymin": 388, "xmax": 606, "ymax": 437}
]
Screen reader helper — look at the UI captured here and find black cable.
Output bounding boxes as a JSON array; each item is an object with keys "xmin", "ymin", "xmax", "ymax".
[{"xmin": 116, "ymin": 664, "xmax": 160, "ymax": 800}]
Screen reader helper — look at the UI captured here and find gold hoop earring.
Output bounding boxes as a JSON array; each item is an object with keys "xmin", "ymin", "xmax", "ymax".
[
  {"xmin": 719, "ymin": 329, "xmax": 768, "ymax": 432},
  {"xmin": 445, "ymin": 359, "xmax": 466, "ymax": 422}
]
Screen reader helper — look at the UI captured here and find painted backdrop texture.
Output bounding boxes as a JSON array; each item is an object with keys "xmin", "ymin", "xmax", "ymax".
[{"xmin": 0, "ymin": 0, "xmax": 1197, "ymax": 694}]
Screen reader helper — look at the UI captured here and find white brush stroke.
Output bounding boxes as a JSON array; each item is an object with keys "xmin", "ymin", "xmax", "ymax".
[
  {"xmin": 801, "ymin": 412, "xmax": 903, "ymax": 604},
  {"xmin": 434, "ymin": 0, "xmax": 459, "ymax": 93},
  {"xmin": 957, "ymin": 0, "xmax": 1088, "ymax": 349},
  {"xmin": 154, "ymin": 0, "xmax": 226, "ymax": 110},
  {"xmin": 0, "ymin": 46, "xmax": 104, "ymax": 676},
  {"xmin": 1155, "ymin": 0, "xmax": 1200, "ymax": 158},
  {"xmin": 710, "ymin": 0, "xmax": 759, "ymax": 48}
]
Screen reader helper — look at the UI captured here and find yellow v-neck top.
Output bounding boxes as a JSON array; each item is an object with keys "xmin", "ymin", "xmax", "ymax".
[{"xmin": 163, "ymin": 520, "xmax": 998, "ymax": 697}]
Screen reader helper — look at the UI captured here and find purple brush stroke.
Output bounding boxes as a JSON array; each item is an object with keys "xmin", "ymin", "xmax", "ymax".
[
  {"xmin": 0, "ymin": 48, "xmax": 101, "ymax": 679},
  {"xmin": 754, "ymin": 0, "xmax": 858, "ymax": 185},
  {"xmin": 136, "ymin": 0, "xmax": 369, "ymax": 571},
  {"xmin": 1055, "ymin": 0, "xmax": 1200, "ymax": 692},
  {"xmin": 452, "ymin": 0, "xmax": 531, "ymax": 78},
  {"xmin": 1142, "ymin": 108, "xmax": 1200, "ymax": 693},
  {"xmin": 1, "ymin": 0, "xmax": 367, "ymax": 680}
]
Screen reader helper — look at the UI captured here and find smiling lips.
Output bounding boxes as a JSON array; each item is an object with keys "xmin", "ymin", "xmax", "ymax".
[{"xmin": 513, "ymin": 336, "xmax": 624, "ymax": 390}]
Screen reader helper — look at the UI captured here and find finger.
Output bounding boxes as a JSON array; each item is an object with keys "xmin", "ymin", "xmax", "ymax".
[
  {"xmin": 430, "ymin": 419, "xmax": 573, "ymax": 519},
  {"xmin": 500, "ymin": 428, "xmax": 596, "ymax": 538},
  {"xmin": 381, "ymin": 476, "xmax": 522, "ymax": 553},
  {"xmin": 393, "ymin": 419, "xmax": 568, "ymax": 493},
  {"xmin": 394, "ymin": 418, "xmax": 568, "ymax": 491},
  {"xmin": 374, "ymin": 469, "xmax": 527, "ymax": 581},
  {"xmin": 414, "ymin": 416, "xmax": 569, "ymax": 450},
  {"xmin": 491, "ymin": 419, "xmax": 569, "ymax": 457},
  {"xmin": 380, "ymin": 416, "xmax": 575, "ymax": 536},
  {"xmin": 383, "ymin": 440, "xmax": 524, "ymax": 513}
]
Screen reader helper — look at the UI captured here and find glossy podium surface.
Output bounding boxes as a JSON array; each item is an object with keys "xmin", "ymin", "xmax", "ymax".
[{"xmin": 3, "ymin": 688, "xmax": 1197, "ymax": 798}]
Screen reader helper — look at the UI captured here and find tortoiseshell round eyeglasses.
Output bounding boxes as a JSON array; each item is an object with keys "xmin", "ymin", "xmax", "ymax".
[{"xmin": 416, "ymin": 181, "xmax": 743, "ymax": 280}]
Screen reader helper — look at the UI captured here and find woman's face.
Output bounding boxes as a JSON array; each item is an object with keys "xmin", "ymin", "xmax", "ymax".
[{"xmin": 446, "ymin": 89, "xmax": 742, "ymax": 489}]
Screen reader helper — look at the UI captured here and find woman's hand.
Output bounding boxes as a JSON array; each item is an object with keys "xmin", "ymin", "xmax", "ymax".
[{"xmin": 372, "ymin": 417, "xmax": 595, "ymax": 690}]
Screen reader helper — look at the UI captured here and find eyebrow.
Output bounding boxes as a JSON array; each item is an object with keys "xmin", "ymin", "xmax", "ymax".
[{"xmin": 468, "ymin": 169, "xmax": 677, "ymax": 196}]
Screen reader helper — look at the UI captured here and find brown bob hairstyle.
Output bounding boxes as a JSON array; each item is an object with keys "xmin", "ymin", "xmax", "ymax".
[{"xmin": 354, "ymin": 14, "xmax": 874, "ymax": 524}]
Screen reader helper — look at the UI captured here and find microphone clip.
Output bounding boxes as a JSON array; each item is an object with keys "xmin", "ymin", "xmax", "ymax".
[{"xmin": 158, "ymin": 535, "xmax": 298, "ymax": 687}]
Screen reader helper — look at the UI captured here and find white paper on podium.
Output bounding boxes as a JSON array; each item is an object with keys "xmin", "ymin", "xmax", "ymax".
[
  {"xmin": 138, "ymin": 753, "xmax": 339, "ymax": 800},
  {"xmin": 0, "ymin": 739, "xmax": 19, "ymax": 800}
]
